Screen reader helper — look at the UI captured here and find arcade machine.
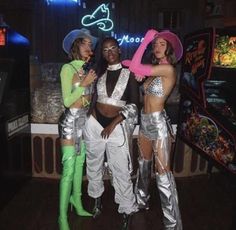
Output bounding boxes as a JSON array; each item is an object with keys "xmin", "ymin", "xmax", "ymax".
[
  {"xmin": 0, "ymin": 23, "xmax": 31, "ymax": 209},
  {"xmin": 177, "ymin": 27, "xmax": 236, "ymax": 176}
]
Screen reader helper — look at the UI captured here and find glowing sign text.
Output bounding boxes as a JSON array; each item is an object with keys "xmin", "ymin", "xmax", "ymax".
[
  {"xmin": 114, "ymin": 34, "xmax": 144, "ymax": 46},
  {"xmin": 81, "ymin": 4, "xmax": 113, "ymax": 32}
]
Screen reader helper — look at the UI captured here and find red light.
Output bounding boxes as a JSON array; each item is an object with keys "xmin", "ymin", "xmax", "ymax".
[{"xmin": 0, "ymin": 28, "xmax": 7, "ymax": 46}]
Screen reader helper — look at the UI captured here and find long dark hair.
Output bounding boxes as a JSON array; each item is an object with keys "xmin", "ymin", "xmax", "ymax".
[
  {"xmin": 68, "ymin": 38, "xmax": 84, "ymax": 60},
  {"xmin": 151, "ymin": 38, "xmax": 177, "ymax": 66}
]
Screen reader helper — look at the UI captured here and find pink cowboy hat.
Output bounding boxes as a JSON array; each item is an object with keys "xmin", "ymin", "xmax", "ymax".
[{"xmin": 155, "ymin": 30, "xmax": 183, "ymax": 61}]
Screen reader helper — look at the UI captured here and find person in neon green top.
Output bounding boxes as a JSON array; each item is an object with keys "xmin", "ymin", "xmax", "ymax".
[{"xmin": 58, "ymin": 28, "xmax": 98, "ymax": 230}]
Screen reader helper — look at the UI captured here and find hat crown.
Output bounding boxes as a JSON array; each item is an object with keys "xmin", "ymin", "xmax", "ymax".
[
  {"xmin": 155, "ymin": 30, "xmax": 183, "ymax": 61},
  {"xmin": 62, "ymin": 28, "xmax": 98, "ymax": 54}
]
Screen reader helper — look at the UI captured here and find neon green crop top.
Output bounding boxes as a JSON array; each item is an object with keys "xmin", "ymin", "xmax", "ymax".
[{"xmin": 60, "ymin": 60, "xmax": 85, "ymax": 108}]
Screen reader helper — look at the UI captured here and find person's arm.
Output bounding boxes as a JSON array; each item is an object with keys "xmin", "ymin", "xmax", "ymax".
[
  {"xmin": 122, "ymin": 29, "xmax": 158, "ymax": 77},
  {"xmin": 119, "ymin": 72, "xmax": 140, "ymax": 123},
  {"xmin": 60, "ymin": 64, "xmax": 85, "ymax": 108}
]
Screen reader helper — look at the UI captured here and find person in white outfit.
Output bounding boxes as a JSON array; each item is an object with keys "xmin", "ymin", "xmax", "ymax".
[{"xmin": 83, "ymin": 37, "xmax": 140, "ymax": 230}]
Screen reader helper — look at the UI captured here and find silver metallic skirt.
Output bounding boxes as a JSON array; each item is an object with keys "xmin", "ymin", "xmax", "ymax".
[
  {"xmin": 58, "ymin": 107, "xmax": 88, "ymax": 152},
  {"xmin": 140, "ymin": 110, "xmax": 169, "ymax": 140}
]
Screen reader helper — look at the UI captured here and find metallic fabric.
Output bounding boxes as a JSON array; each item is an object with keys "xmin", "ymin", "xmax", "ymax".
[
  {"xmin": 140, "ymin": 110, "xmax": 168, "ymax": 140},
  {"xmin": 97, "ymin": 68, "xmax": 130, "ymax": 107},
  {"xmin": 156, "ymin": 172, "xmax": 182, "ymax": 230},
  {"xmin": 120, "ymin": 103, "xmax": 138, "ymax": 120},
  {"xmin": 72, "ymin": 82, "xmax": 94, "ymax": 95},
  {"xmin": 145, "ymin": 76, "xmax": 164, "ymax": 97},
  {"xmin": 58, "ymin": 107, "xmax": 88, "ymax": 153},
  {"xmin": 140, "ymin": 110, "xmax": 171, "ymax": 169},
  {"xmin": 135, "ymin": 158, "xmax": 152, "ymax": 210}
]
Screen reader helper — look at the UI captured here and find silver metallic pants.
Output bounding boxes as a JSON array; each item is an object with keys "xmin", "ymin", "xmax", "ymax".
[
  {"xmin": 83, "ymin": 115, "xmax": 138, "ymax": 215},
  {"xmin": 58, "ymin": 108, "xmax": 88, "ymax": 153},
  {"xmin": 137, "ymin": 110, "xmax": 182, "ymax": 229}
]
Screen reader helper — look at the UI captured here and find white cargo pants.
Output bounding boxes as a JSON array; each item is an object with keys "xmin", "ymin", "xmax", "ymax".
[{"xmin": 83, "ymin": 115, "xmax": 137, "ymax": 214}]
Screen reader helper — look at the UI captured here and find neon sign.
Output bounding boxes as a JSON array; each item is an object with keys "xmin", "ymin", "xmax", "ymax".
[
  {"xmin": 46, "ymin": 0, "xmax": 81, "ymax": 5},
  {"xmin": 81, "ymin": 4, "xmax": 113, "ymax": 32},
  {"xmin": 113, "ymin": 33, "xmax": 144, "ymax": 46}
]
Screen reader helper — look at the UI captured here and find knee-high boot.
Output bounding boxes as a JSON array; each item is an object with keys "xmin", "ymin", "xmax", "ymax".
[
  {"xmin": 135, "ymin": 158, "xmax": 152, "ymax": 210},
  {"xmin": 58, "ymin": 146, "xmax": 76, "ymax": 230},
  {"xmin": 156, "ymin": 172, "xmax": 182, "ymax": 230},
  {"xmin": 70, "ymin": 141, "xmax": 92, "ymax": 216}
]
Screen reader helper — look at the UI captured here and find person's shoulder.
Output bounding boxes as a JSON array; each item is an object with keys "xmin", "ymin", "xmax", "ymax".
[
  {"xmin": 121, "ymin": 65, "xmax": 131, "ymax": 73},
  {"xmin": 61, "ymin": 62, "xmax": 71, "ymax": 70}
]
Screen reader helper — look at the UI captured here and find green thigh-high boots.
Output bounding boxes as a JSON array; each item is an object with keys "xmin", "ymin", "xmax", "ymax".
[
  {"xmin": 58, "ymin": 145, "xmax": 76, "ymax": 230},
  {"xmin": 70, "ymin": 141, "xmax": 92, "ymax": 216}
]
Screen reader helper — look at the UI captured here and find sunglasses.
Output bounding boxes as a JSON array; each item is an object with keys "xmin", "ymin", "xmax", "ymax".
[{"xmin": 103, "ymin": 46, "xmax": 119, "ymax": 53}]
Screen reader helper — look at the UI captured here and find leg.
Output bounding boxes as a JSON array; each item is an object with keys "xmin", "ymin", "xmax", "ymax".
[
  {"xmin": 106, "ymin": 124, "xmax": 138, "ymax": 215},
  {"xmin": 58, "ymin": 145, "xmax": 76, "ymax": 230},
  {"xmin": 83, "ymin": 116, "xmax": 106, "ymax": 217},
  {"xmin": 135, "ymin": 132, "xmax": 153, "ymax": 210},
  {"xmin": 70, "ymin": 140, "xmax": 92, "ymax": 216},
  {"xmin": 154, "ymin": 138, "xmax": 182, "ymax": 230}
]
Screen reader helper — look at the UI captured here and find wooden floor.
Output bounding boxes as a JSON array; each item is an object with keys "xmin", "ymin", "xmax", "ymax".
[{"xmin": 0, "ymin": 172, "xmax": 235, "ymax": 230}]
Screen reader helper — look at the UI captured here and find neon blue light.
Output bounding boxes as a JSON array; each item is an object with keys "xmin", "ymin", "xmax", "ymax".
[
  {"xmin": 113, "ymin": 33, "xmax": 144, "ymax": 46},
  {"xmin": 9, "ymin": 31, "xmax": 29, "ymax": 45},
  {"xmin": 81, "ymin": 4, "xmax": 113, "ymax": 32},
  {"xmin": 46, "ymin": 0, "xmax": 80, "ymax": 5}
]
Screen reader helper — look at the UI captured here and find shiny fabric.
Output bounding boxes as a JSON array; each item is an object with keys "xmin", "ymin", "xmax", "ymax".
[
  {"xmin": 140, "ymin": 110, "xmax": 168, "ymax": 140},
  {"xmin": 156, "ymin": 172, "xmax": 182, "ymax": 230},
  {"xmin": 120, "ymin": 103, "xmax": 138, "ymax": 121},
  {"xmin": 73, "ymin": 81, "xmax": 94, "ymax": 96},
  {"xmin": 145, "ymin": 76, "xmax": 164, "ymax": 97},
  {"xmin": 135, "ymin": 158, "xmax": 152, "ymax": 210},
  {"xmin": 97, "ymin": 68, "xmax": 130, "ymax": 107},
  {"xmin": 140, "ymin": 110, "xmax": 172, "ymax": 168},
  {"xmin": 83, "ymin": 115, "xmax": 138, "ymax": 215},
  {"xmin": 58, "ymin": 107, "xmax": 88, "ymax": 153}
]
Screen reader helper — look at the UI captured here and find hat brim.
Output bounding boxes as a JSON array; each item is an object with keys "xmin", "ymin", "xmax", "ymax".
[
  {"xmin": 155, "ymin": 31, "xmax": 183, "ymax": 61},
  {"xmin": 62, "ymin": 29, "xmax": 98, "ymax": 54}
]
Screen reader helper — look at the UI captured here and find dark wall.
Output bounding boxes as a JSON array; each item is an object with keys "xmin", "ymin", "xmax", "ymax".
[{"xmin": 0, "ymin": 0, "xmax": 205, "ymax": 63}]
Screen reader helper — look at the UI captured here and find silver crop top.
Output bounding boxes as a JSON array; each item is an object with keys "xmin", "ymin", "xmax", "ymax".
[
  {"xmin": 145, "ymin": 76, "xmax": 164, "ymax": 97},
  {"xmin": 97, "ymin": 67, "xmax": 130, "ymax": 107}
]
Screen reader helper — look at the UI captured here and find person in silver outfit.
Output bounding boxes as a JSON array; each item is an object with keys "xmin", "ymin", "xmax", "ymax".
[
  {"xmin": 83, "ymin": 37, "xmax": 140, "ymax": 230},
  {"xmin": 123, "ymin": 29, "xmax": 183, "ymax": 230},
  {"xmin": 58, "ymin": 28, "xmax": 98, "ymax": 230}
]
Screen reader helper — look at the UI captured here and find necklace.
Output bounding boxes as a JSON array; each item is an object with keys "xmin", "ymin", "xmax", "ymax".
[{"xmin": 107, "ymin": 63, "xmax": 122, "ymax": 71}]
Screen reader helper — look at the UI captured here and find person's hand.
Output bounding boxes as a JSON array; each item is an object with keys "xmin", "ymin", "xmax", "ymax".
[
  {"xmin": 143, "ymin": 29, "xmax": 158, "ymax": 44},
  {"xmin": 80, "ymin": 69, "xmax": 97, "ymax": 87},
  {"xmin": 135, "ymin": 74, "xmax": 146, "ymax": 81},
  {"xmin": 101, "ymin": 122, "xmax": 116, "ymax": 139}
]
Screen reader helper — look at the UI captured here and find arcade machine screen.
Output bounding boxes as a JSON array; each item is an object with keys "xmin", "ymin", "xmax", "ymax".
[{"xmin": 204, "ymin": 32, "xmax": 236, "ymax": 127}]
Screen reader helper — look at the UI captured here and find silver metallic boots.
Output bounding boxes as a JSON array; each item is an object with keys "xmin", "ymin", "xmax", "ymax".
[
  {"xmin": 156, "ymin": 172, "xmax": 182, "ymax": 230},
  {"xmin": 135, "ymin": 158, "xmax": 152, "ymax": 210}
]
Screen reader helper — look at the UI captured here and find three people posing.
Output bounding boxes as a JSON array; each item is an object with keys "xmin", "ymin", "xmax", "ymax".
[{"xmin": 58, "ymin": 27, "xmax": 183, "ymax": 230}]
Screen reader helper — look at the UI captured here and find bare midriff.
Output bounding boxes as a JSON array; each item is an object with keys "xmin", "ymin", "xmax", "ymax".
[{"xmin": 93, "ymin": 102, "xmax": 121, "ymax": 118}]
